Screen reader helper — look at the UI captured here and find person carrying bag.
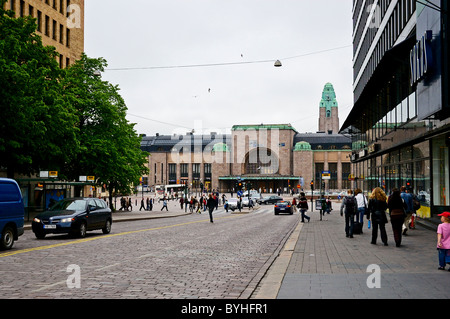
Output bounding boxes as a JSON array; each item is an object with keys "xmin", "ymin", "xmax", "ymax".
[{"xmin": 367, "ymin": 187, "xmax": 389, "ymax": 246}]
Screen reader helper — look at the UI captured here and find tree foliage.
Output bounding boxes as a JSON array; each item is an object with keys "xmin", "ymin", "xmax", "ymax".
[
  {"xmin": 0, "ymin": 4, "xmax": 78, "ymax": 178},
  {"xmin": 0, "ymin": 4, "xmax": 149, "ymax": 208},
  {"xmin": 62, "ymin": 54, "xmax": 149, "ymax": 207}
]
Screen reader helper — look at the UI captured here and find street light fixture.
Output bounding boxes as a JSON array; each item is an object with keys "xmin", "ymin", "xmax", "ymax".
[{"xmin": 274, "ymin": 60, "xmax": 282, "ymax": 67}]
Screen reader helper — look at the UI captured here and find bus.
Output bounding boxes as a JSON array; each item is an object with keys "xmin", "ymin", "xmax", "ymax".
[
  {"xmin": 155, "ymin": 185, "xmax": 165, "ymax": 197},
  {"xmin": 154, "ymin": 184, "xmax": 186, "ymax": 199},
  {"xmin": 165, "ymin": 184, "xmax": 185, "ymax": 198}
]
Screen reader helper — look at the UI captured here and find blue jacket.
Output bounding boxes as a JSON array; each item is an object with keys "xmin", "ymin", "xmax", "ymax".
[{"xmin": 400, "ymin": 192, "xmax": 413, "ymax": 213}]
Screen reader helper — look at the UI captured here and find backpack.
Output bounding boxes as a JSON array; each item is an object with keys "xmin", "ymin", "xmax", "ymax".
[{"xmin": 344, "ymin": 196, "xmax": 357, "ymax": 214}]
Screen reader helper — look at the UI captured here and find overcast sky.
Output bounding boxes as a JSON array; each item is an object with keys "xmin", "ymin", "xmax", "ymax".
[{"xmin": 84, "ymin": 0, "xmax": 353, "ymax": 137}]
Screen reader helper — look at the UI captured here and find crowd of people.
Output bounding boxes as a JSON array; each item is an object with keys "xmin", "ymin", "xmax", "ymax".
[
  {"xmin": 338, "ymin": 186, "xmax": 450, "ymax": 271},
  {"xmin": 119, "ymin": 186, "xmax": 450, "ymax": 270}
]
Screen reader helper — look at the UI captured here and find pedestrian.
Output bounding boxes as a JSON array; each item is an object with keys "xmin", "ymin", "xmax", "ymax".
[
  {"xmin": 127, "ymin": 198, "xmax": 132, "ymax": 211},
  {"xmin": 319, "ymin": 195, "xmax": 326, "ymax": 221},
  {"xmin": 355, "ymin": 188, "xmax": 368, "ymax": 227},
  {"xmin": 388, "ymin": 188, "xmax": 407, "ymax": 247},
  {"xmin": 207, "ymin": 194, "xmax": 215, "ymax": 223},
  {"xmin": 196, "ymin": 197, "xmax": 202, "ymax": 214},
  {"xmin": 340, "ymin": 189, "xmax": 357, "ymax": 238},
  {"xmin": 180, "ymin": 196, "xmax": 184, "ymax": 210},
  {"xmin": 139, "ymin": 198, "xmax": 145, "ymax": 211},
  {"xmin": 326, "ymin": 197, "xmax": 332, "ymax": 214},
  {"xmin": 161, "ymin": 198, "xmax": 168, "ymax": 211},
  {"xmin": 119, "ymin": 197, "xmax": 125, "ymax": 211},
  {"xmin": 400, "ymin": 186, "xmax": 414, "ymax": 236},
  {"xmin": 437, "ymin": 212, "xmax": 450, "ymax": 271},
  {"xmin": 297, "ymin": 192, "xmax": 310, "ymax": 223},
  {"xmin": 367, "ymin": 187, "xmax": 388, "ymax": 246},
  {"xmin": 149, "ymin": 197, "xmax": 153, "ymax": 211}
]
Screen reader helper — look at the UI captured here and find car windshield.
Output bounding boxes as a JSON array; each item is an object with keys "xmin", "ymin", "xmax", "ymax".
[{"xmin": 49, "ymin": 199, "xmax": 86, "ymax": 211}]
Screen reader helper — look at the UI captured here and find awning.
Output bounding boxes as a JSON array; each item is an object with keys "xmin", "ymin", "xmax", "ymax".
[{"xmin": 219, "ymin": 176, "xmax": 299, "ymax": 181}]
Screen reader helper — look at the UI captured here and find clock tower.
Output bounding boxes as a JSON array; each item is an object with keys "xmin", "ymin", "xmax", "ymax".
[{"xmin": 318, "ymin": 83, "xmax": 339, "ymax": 133}]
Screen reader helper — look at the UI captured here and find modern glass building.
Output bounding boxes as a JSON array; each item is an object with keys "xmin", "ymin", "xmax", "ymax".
[{"xmin": 341, "ymin": 0, "xmax": 450, "ymax": 217}]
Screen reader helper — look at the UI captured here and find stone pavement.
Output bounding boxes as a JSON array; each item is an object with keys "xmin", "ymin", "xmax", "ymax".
[
  {"xmin": 23, "ymin": 196, "xmax": 255, "ymax": 229},
  {"xmin": 254, "ymin": 203, "xmax": 450, "ymax": 299}
]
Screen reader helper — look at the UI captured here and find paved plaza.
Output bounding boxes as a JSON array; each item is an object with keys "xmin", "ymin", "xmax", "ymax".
[{"xmin": 255, "ymin": 203, "xmax": 450, "ymax": 299}]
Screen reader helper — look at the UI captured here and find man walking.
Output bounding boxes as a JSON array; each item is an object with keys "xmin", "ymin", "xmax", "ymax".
[
  {"xmin": 340, "ymin": 189, "xmax": 357, "ymax": 238},
  {"xmin": 161, "ymin": 198, "xmax": 168, "ymax": 211},
  {"xmin": 207, "ymin": 194, "xmax": 216, "ymax": 223},
  {"xmin": 400, "ymin": 186, "xmax": 413, "ymax": 236}
]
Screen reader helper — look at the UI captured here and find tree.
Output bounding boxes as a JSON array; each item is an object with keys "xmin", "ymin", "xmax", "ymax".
[
  {"xmin": 62, "ymin": 54, "xmax": 149, "ymax": 209},
  {"xmin": 0, "ymin": 3, "xmax": 79, "ymax": 178}
]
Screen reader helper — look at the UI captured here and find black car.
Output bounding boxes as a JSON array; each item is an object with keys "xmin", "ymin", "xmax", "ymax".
[
  {"xmin": 32, "ymin": 198, "xmax": 112, "ymax": 239},
  {"xmin": 274, "ymin": 201, "xmax": 294, "ymax": 215},
  {"xmin": 258, "ymin": 196, "xmax": 283, "ymax": 205}
]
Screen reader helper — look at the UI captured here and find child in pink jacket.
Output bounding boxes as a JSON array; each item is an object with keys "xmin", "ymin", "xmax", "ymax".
[{"xmin": 437, "ymin": 212, "xmax": 450, "ymax": 270}]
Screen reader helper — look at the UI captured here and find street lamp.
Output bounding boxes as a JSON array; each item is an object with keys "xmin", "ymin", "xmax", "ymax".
[{"xmin": 274, "ymin": 60, "xmax": 282, "ymax": 67}]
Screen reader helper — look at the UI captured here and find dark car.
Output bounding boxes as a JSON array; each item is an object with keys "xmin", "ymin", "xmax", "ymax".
[
  {"xmin": 258, "ymin": 196, "xmax": 283, "ymax": 205},
  {"xmin": 32, "ymin": 198, "xmax": 112, "ymax": 239},
  {"xmin": 274, "ymin": 201, "xmax": 293, "ymax": 215},
  {"xmin": 0, "ymin": 178, "xmax": 25, "ymax": 250}
]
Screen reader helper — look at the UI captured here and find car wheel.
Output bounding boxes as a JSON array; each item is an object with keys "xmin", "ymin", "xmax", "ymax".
[
  {"xmin": 35, "ymin": 231, "xmax": 46, "ymax": 239},
  {"xmin": 78, "ymin": 222, "xmax": 87, "ymax": 238},
  {"xmin": 0, "ymin": 226, "xmax": 14, "ymax": 250},
  {"xmin": 102, "ymin": 219, "xmax": 112, "ymax": 234}
]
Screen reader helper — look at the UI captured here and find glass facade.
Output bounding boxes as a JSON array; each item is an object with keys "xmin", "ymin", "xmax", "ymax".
[{"xmin": 345, "ymin": 0, "xmax": 450, "ymax": 217}]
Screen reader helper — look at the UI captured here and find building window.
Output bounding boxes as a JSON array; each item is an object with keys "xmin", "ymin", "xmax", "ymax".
[
  {"xmin": 45, "ymin": 15, "xmax": 50, "ymax": 36},
  {"xmin": 168, "ymin": 164, "xmax": 177, "ymax": 184},
  {"xmin": 37, "ymin": 10, "xmax": 42, "ymax": 32},
  {"xmin": 180, "ymin": 164, "xmax": 188, "ymax": 178},
  {"xmin": 66, "ymin": 28, "xmax": 70, "ymax": 47},
  {"xmin": 59, "ymin": 24, "xmax": 64, "ymax": 44},
  {"xmin": 28, "ymin": 4, "xmax": 33, "ymax": 17},
  {"xmin": 204, "ymin": 164, "xmax": 212, "ymax": 181},
  {"xmin": 52, "ymin": 19, "xmax": 57, "ymax": 40},
  {"xmin": 192, "ymin": 164, "xmax": 200, "ymax": 180},
  {"xmin": 245, "ymin": 148, "xmax": 279, "ymax": 175}
]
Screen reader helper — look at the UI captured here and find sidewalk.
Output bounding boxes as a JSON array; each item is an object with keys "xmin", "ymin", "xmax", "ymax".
[{"xmin": 255, "ymin": 203, "xmax": 450, "ymax": 299}]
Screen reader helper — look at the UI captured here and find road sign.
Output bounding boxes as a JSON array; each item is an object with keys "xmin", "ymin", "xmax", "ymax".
[{"xmin": 321, "ymin": 171, "xmax": 331, "ymax": 180}]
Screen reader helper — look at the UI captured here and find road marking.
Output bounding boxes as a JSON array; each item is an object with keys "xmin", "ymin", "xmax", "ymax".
[{"xmin": 0, "ymin": 215, "xmax": 239, "ymax": 258}]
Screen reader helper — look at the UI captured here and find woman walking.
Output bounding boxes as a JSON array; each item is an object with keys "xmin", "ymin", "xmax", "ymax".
[
  {"xmin": 367, "ymin": 187, "xmax": 388, "ymax": 246},
  {"xmin": 388, "ymin": 188, "xmax": 407, "ymax": 247}
]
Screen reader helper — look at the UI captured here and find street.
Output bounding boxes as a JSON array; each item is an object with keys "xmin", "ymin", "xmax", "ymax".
[{"xmin": 0, "ymin": 202, "xmax": 298, "ymax": 299}]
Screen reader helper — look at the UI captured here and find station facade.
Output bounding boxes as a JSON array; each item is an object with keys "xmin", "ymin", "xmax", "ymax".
[{"xmin": 141, "ymin": 83, "xmax": 352, "ymax": 194}]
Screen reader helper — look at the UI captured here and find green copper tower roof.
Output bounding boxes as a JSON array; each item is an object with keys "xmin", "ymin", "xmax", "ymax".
[{"xmin": 320, "ymin": 83, "xmax": 338, "ymax": 117}]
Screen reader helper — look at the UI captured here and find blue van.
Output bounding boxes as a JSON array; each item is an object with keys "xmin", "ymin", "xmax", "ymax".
[{"xmin": 0, "ymin": 178, "xmax": 25, "ymax": 250}]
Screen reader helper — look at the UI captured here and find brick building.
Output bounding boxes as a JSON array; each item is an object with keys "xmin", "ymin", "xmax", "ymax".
[
  {"xmin": 141, "ymin": 83, "xmax": 352, "ymax": 194},
  {"xmin": 3, "ymin": 0, "xmax": 84, "ymax": 68}
]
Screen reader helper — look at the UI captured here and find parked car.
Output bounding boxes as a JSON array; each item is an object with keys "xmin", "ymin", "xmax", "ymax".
[
  {"xmin": 225, "ymin": 198, "xmax": 239, "ymax": 212},
  {"xmin": 241, "ymin": 197, "xmax": 256, "ymax": 208},
  {"xmin": 274, "ymin": 201, "xmax": 294, "ymax": 215},
  {"xmin": 32, "ymin": 198, "xmax": 112, "ymax": 239},
  {"xmin": 0, "ymin": 178, "xmax": 25, "ymax": 250},
  {"xmin": 258, "ymin": 195, "xmax": 283, "ymax": 205}
]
